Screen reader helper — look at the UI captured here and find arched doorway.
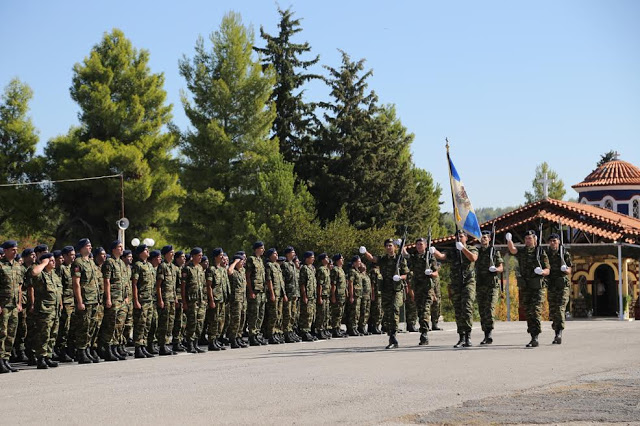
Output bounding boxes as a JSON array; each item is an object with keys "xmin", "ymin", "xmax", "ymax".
[{"xmin": 593, "ymin": 264, "xmax": 617, "ymax": 316}]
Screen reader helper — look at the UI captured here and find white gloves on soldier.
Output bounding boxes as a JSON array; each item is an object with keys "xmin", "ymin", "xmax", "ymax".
[
  {"xmin": 393, "ymin": 274, "xmax": 401, "ymax": 282},
  {"xmin": 455, "ymin": 241, "xmax": 464, "ymax": 251},
  {"xmin": 534, "ymin": 266, "xmax": 543, "ymax": 275},
  {"xmin": 429, "ymin": 246, "xmax": 436, "ymax": 254},
  {"xmin": 394, "ymin": 239, "xmax": 402, "ymax": 246},
  {"xmin": 561, "ymin": 265, "xmax": 568, "ymax": 272},
  {"xmin": 359, "ymin": 246, "xmax": 366, "ymax": 254},
  {"xmin": 425, "ymin": 269, "xmax": 432, "ymax": 276},
  {"xmin": 489, "ymin": 265, "xmax": 497, "ymax": 273},
  {"xmin": 505, "ymin": 232, "xmax": 512, "ymax": 242}
]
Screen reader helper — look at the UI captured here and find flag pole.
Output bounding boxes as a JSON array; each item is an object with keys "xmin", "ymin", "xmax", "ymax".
[{"xmin": 446, "ymin": 138, "xmax": 463, "ymax": 263}]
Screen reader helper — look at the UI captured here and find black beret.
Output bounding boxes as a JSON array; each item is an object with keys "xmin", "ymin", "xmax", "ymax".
[
  {"xmin": 351, "ymin": 255, "xmax": 361, "ymax": 263},
  {"xmin": 110, "ymin": 240, "xmax": 122, "ymax": 250},
  {"xmin": 332, "ymin": 254, "xmax": 343, "ymax": 262},
  {"xmin": 185, "ymin": 254, "xmax": 192, "ymax": 261},
  {"xmin": 76, "ymin": 238, "xmax": 91, "ymax": 249},
  {"xmin": 384, "ymin": 238, "xmax": 394, "ymax": 246},
  {"xmin": 253, "ymin": 241, "xmax": 264, "ymax": 250},
  {"xmin": 34, "ymin": 244, "xmax": 48, "ymax": 253},
  {"xmin": 201, "ymin": 255, "xmax": 208, "ymax": 262},
  {"xmin": 415, "ymin": 237, "xmax": 426, "ymax": 243},
  {"xmin": 161, "ymin": 245, "xmax": 173, "ymax": 255},
  {"xmin": 22, "ymin": 248, "xmax": 34, "ymax": 257},
  {"xmin": 93, "ymin": 247, "xmax": 105, "ymax": 256},
  {"xmin": 265, "ymin": 248, "xmax": 277, "ymax": 258},
  {"xmin": 236, "ymin": 251, "xmax": 246, "ymax": 257},
  {"xmin": 15, "ymin": 254, "xmax": 21, "ymax": 260},
  {"xmin": 318, "ymin": 253, "xmax": 327, "ymax": 261},
  {"xmin": 149, "ymin": 250, "xmax": 161, "ymax": 259},
  {"xmin": 481, "ymin": 230, "xmax": 491, "ymax": 236},
  {"xmin": 190, "ymin": 247, "xmax": 202, "ymax": 255},
  {"xmin": 277, "ymin": 256, "xmax": 285, "ymax": 262},
  {"xmin": 53, "ymin": 250, "xmax": 62, "ymax": 258},
  {"xmin": 524, "ymin": 230, "xmax": 536, "ymax": 236},
  {"xmin": 283, "ymin": 246, "xmax": 294, "ymax": 254},
  {"xmin": 61, "ymin": 246, "xmax": 75, "ymax": 255},
  {"xmin": 1, "ymin": 240, "xmax": 18, "ymax": 249},
  {"xmin": 123, "ymin": 249, "xmax": 132, "ymax": 256},
  {"xmin": 211, "ymin": 248, "xmax": 223, "ymax": 258},
  {"xmin": 135, "ymin": 244, "xmax": 148, "ymax": 254},
  {"xmin": 303, "ymin": 251, "xmax": 314, "ymax": 259},
  {"xmin": 456, "ymin": 229, "xmax": 465, "ymax": 235},
  {"xmin": 233, "ymin": 253, "xmax": 245, "ymax": 261},
  {"xmin": 548, "ymin": 233, "xmax": 560, "ymax": 240},
  {"xmin": 39, "ymin": 252, "xmax": 54, "ymax": 261},
  {"xmin": 174, "ymin": 250, "xmax": 184, "ymax": 257}
]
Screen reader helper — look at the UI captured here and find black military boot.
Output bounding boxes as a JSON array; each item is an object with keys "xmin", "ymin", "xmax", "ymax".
[
  {"xmin": 76, "ymin": 348, "xmax": 91, "ymax": 364},
  {"xmin": 134, "ymin": 346, "xmax": 146, "ymax": 358},
  {"xmin": 385, "ymin": 331, "xmax": 399, "ymax": 349},
  {"xmin": 462, "ymin": 331, "xmax": 472, "ymax": 347},
  {"xmin": 406, "ymin": 323, "xmax": 417, "ymax": 333},
  {"xmin": 480, "ymin": 330, "xmax": 493, "ymax": 345},
  {"xmin": 208, "ymin": 340, "xmax": 221, "ymax": 351},
  {"xmin": 230, "ymin": 338, "xmax": 240, "ymax": 349},
  {"xmin": 90, "ymin": 348, "xmax": 101, "ymax": 363},
  {"xmin": 249, "ymin": 335, "xmax": 260, "ymax": 346},
  {"xmin": 419, "ymin": 332, "xmax": 429, "ymax": 346},
  {"xmin": 103, "ymin": 345, "xmax": 118, "ymax": 361},
  {"xmin": 58, "ymin": 348, "xmax": 73, "ymax": 362},
  {"xmin": 431, "ymin": 322, "xmax": 442, "ymax": 331},
  {"xmin": 193, "ymin": 340, "xmax": 206, "ymax": 353},
  {"xmin": 237, "ymin": 337, "xmax": 248, "ymax": 348},
  {"xmin": 141, "ymin": 345, "xmax": 155, "ymax": 358},
  {"xmin": 159, "ymin": 344, "xmax": 173, "ymax": 355},
  {"xmin": 172, "ymin": 342, "xmax": 183, "ymax": 353},
  {"xmin": 526, "ymin": 334, "xmax": 539, "ymax": 348},
  {"xmin": 0, "ymin": 359, "xmax": 10, "ymax": 374},
  {"xmin": 27, "ymin": 351, "xmax": 37, "ymax": 366},
  {"xmin": 453, "ymin": 333, "xmax": 465, "ymax": 348},
  {"xmin": 372, "ymin": 325, "xmax": 382, "ymax": 334},
  {"xmin": 357, "ymin": 327, "xmax": 367, "ymax": 336},
  {"xmin": 45, "ymin": 357, "xmax": 59, "ymax": 368},
  {"xmin": 112, "ymin": 345, "xmax": 126, "ymax": 360},
  {"xmin": 553, "ymin": 330, "xmax": 562, "ymax": 344},
  {"xmin": 3, "ymin": 359, "xmax": 19, "ymax": 372},
  {"xmin": 184, "ymin": 340, "xmax": 196, "ymax": 354},
  {"xmin": 147, "ymin": 344, "xmax": 159, "ymax": 355},
  {"xmin": 14, "ymin": 349, "xmax": 29, "ymax": 363},
  {"xmin": 36, "ymin": 357, "xmax": 49, "ymax": 369}
]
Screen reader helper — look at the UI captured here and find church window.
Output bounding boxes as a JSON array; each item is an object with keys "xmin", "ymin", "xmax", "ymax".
[
  {"xmin": 604, "ymin": 199, "xmax": 613, "ymax": 210},
  {"xmin": 633, "ymin": 199, "xmax": 639, "ymax": 218}
]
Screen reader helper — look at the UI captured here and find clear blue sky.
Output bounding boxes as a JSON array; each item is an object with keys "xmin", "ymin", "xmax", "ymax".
[{"xmin": 1, "ymin": 0, "xmax": 639, "ymax": 209}]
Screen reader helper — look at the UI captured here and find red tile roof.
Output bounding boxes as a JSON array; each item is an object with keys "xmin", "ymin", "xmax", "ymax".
[{"xmin": 573, "ymin": 160, "xmax": 640, "ymax": 188}]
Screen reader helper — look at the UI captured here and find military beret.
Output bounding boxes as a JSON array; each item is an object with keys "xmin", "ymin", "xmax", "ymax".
[
  {"xmin": 76, "ymin": 238, "xmax": 91, "ymax": 249},
  {"xmin": 351, "ymin": 255, "xmax": 361, "ymax": 263},
  {"xmin": 265, "ymin": 248, "xmax": 277, "ymax": 258},
  {"xmin": 211, "ymin": 247, "xmax": 223, "ymax": 258},
  {"xmin": 61, "ymin": 246, "xmax": 75, "ymax": 255},
  {"xmin": 384, "ymin": 238, "xmax": 394, "ymax": 246},
  {"xmin": 303, "ymin": 251, "xmax": 314, "ymax": 259},
  {"xmin": 93, "ymin": 247, "xmax": 105, "ymax": 256},
  {"xmin": 34, "ymin": 244, "xmax": 48, "ymax": 253},
  {"xmin": 524, "ymin": 230, "xmax": 536, "ymax": 236},
  {"xmin": 277, "ymin": 256, "xmax": 286, "ymax": 262},
  {"xmin": 1, "ymin": 240, "xmax": 18, "ymax": 249},
  {"xmin": 415, "ymin": 237, "xmax": 426, "ymax": 243},
  {"xmin": 201, "ymin": 255, "xmax": 208, "ymax": 262},
  {"xmin": 15, "ymin": 253, "xmax": 22, "ymax": 261},
  {"xmin": 318, "ymin": 253, "xmax": 327, "ymax": 261},
  {"xmin": 53, "ymin": 250, "xmax": 62, "ymax": 258},
  {"xmin": 190, "ymin": 247, "xmax": 202, "ymax": 256},
  {"xmin": 149, "ymin": 250, "xmax": 161, "ymax": 259},
  {"xmin": 0, "ymin": 247, "xmax": 4, "ymax": 255},
  {"xmin": 548, "ymin": 233, "xmax": 560, "ymax": 240},
  {"xmin": 233, "ymin": 254, "xmax": 244, "ymax": 261},
  {"xmin": 283, "ymin": 246, "xmax": 294, "ymax": 254},
  {"xmin": 22, "ymin": 248, "xmax": 34, "ymax": 257},
  {"xmin": 123, "ymin": 249, "xmax": 132, "ymax": 257},
  {"xmin": 174, "ymin": 250, "xmax": 184, "ymax": 257},
  {"xmin": 456, "ymin": 229, "xmax": 465, "ymax": 235},
  {"xmin": 185, "ymin": 254, "xmax": 192, "ymax": 262},
  {"xmin": 161, "ymin": 245, "xmax": 173, "ymax": 255},
  {"xmin": 39, "ymin": 252, "xmax": 54, "ymax": 261},
  {"xmin": 253, "ymin": 241, "xmax": 264, "ymax": 250},
  {"xmin": 236, "ymin": 251, "xmax": 246, "ymax": 257},
  {"xmin": 106, "ymin": 254, "xmax": 112, "ymax": 259},
  {"xmin": 481, "ymin": 230, "xmax": 491, "ymax": 236},
  {"xmin": 332, "ymin": 254, "xmax": 343, "ymax": 262},
  {"xmin": 110, "ymin": 240, "xmax": 122, "ymax": 250},
  {"xmin": 135, "ymin": 244, "xmax": 148, "ymax": 254}
]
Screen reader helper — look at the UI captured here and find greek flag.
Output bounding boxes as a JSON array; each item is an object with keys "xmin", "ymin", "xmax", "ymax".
[{"xmin": 447, "ymin": 151, "xmax": 482, "ymax": 240}]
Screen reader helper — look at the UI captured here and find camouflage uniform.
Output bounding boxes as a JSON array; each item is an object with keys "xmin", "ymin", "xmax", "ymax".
[
  {"xmin": 89, "ymin": 261, "xmax": 104, "ymax": 352},
  {"xmin": 32, "ymin": 269, "xmax": 62, "ymax": 359},
  {"xmin": 15, "ymin": 264, "xmax": 29, "ymax": 355},
  {"xmin": 346, "ymin": 268, "xmax": 362, "ymax": 333},
  {"xmin": 246, "ymin": 255, "xmax": 266, "ymax": 337},
  {"xmin": 182, "ymin": 262, "xmax": 206, "ymax": 342},
  {"xmin": 72, "ymin": 257, "xmax": 100, "ymax": 350},
  {"xmin": 228, "ymin": 266, "xmax": 247, "ymax": 339},
  {"xmin": 330, "ymin": 266, "xmax": 347, "ymax": 330},
  {"xmin": 281, "ymin": 259, "xmax": 299, "ymax": 334},
  {"xmin": 430, "ymin": 270, "xmax": 442, "ymax": 326},
  {"xmin": 368, "ymin": 266, "xmax": 383, "ymax": 331},
  {"xmin": 171, "ymin": 262, "xmax": 185, "ymax": 345},
  {"xmin": 206, "ymin": 264, "xmax": 230, "ymax": 343},
  {"xmin": 545, "ymin": 247, "xmax": 572, "ymax": 332},
  {"xmin": 516, "ymin": 246, "xmax": 550, "ymax": 336},
  {"xmin": 475, "ymin": 246, "xmax": 504, "ymax": 333},
  {"xmin": 55, "ymin": 263, "xmax": 75, "ymax": 353},
  {"xmin": 298, "ymin": 264, "xmax": 316, "ymax": 332},
  {"xmin": 99, "ymin": 257, "xmax": 126, "ymax": 348},
  {"xmin": 359, "ymin": 271, "xmax": 372, "ymax": 331},
  {"xmin": 445, "ymin": 245, "xmax": 478, "ymax": 335},
  {"xmin": 157, "ymin": 260, "xmax": 179, "ymax": 345},
  {"xmin": 132, "ymin": 259, "xmax": 155, "ymax": 347},
  {"xmin": 315, "ymin": 264, "xmax": 331, "ymax": 334},
  {"xmin": 0, "ymin": 257, "xmax": 23, "ymax": 362},
  {"xmin": 408, "ymin": 252, "xmax": 439, "ymax": 333},
  {"xmin": 265, "ymin": 260, "xmax": 285, "ymax": 339},
  {"xmin": 120, "ymin": 264, "xmax": 133, "ymax": 345},
  {"xmin": 404, "ymin": 271, "xmax": 418, "ymax": 329},
  {"xmin": 377, "ymin": 254, "xmax": 408, "ymax": 335}
]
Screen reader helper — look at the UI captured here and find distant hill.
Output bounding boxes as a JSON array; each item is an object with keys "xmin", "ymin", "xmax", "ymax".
[{"xmin": 440, "ymin": 206, "xmax": 520, "ymax": 233}]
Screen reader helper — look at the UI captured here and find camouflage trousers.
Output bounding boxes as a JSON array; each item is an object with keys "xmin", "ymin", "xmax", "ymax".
[
  {"xmin": 184, "ymin": 299, "xmax": 206, "ymax": 342},
  {"xmin": 99, "ymin": 301, "xmax": 123, "ymax": 348},
  {"xmin": 345, "ymin": 296, "xmax": 361, "ymax": 332},
  {"xmin": 172, "ymin": 300, "xmax": 185, "ymax": 344},
  {"xmin": 25, "ymin": 306, "xmax": 36, "ymax": 353},
  {"xmin": 34, "ymin": 305, "xmax": 59, "ymax": 358},
  {"xmin": 148, "ymin": 303, "xmax": 158, "ymax": 345},
  {"xmin": 520, "ymin": 278, "xmax": 545, "ymax": 335},
  {"xmin": 476, "ymin": 275, "xmax": 499, "ymax": 332},
  {"xmin": 431, "ymin": 283, "xmax": 441, "ymax": 324},
  {"xmin": 0, "ymin": 305, "xmax": 19, "ymax": 359},
  {"xmin": 382, "ymin": 290, "xmax": 403, "ymax": 333},
  {"xmin": 133, "ymin": 302, "xmax": 153, "ymax": 347},
  {"xmin": 89, "ymin": 303, "xmax": 104, "ymax": 350},
  {"xmin": 450, "ymin": 279, "xmax": 476, "ymax": 334},
  {"xmin": 298, "ymin": 298, "xmax": 316, "ymax": 332},
  {"xmin": 207, "ymin": 301, "xmax": 226, "ymax": 342},
  {"xmin": 157, "ymin": 301, "xmax": 176, "ymax": 345},
  {"xmin": 359, "ymin": 298, "xmax": 371, "ymax": 329},
  {"xmin": 122, "ymin": 299, "xmax": 133, "ymax": 344},
  {"xmin": 265, "ymin": 296, "xmax": 283, "ymax": 338},
  {"xmin": 330, "ymin": 299, "xmax": 345, "ymax": 329},
  {"xmin": 547, "ymin": 277, "xmax": 570, "ymax": 331},
  {"xmin": 414, "ymin": 282, "xmax": 433, "ymax": 333},
  {"xmin": 405, "ymin": 295, "xmax": 418, "ymax": 327},
  {"xmin": 228, "ymin": 293, "xmax": 247, "ymax": 339},
  {"xmin": 15, "ymin": 306, "xmax": 27, "ymax": 351},
  {"xmin": 282, "ymin": 297, "xmax": 299, "ymax": 332},
  {"xmin": 112, "ymin": 300, "xmax": 127, "ymax": 346},
  {"xmin": 73, "ymin": 303, "xmax": 98, "ymax": 349},
  {"xmin": 369, "ymin": 294, "xmax": 382, "ymax": 329},
  {"xmin": 247, "ymin": 292, "xmax": 266, "ymax": 336},
  {"xmin": 314, "ymin": 296, "xmax": 330, "ymax": 332},
  {"xmin": 55, "ymin": 303, "xmax": 74, "ymax": 350}
]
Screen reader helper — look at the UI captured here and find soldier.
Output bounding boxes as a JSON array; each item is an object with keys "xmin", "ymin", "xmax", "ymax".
[
  {"xmin": 506, "ymin": 230, "xmax": 550, "ymax": 347},
  {"xmin": 24, "ymin": 244, "xmax": 48, "ymax": 365},
  {"xmin": 476, "ymin": 231, "xmax": 504, "ymax": 345},
  {"xmin": 30, "ymin": 253, "xmax": 62, "ymax": 369},
  {"xmin": 264, "ymin": 248, "xmax": 286, "ymax": 344},
  {"xmin": 430, "ymin": 269, "xmax": 442, "ymax": 331},
  {"xmin": 404, "ymin": 270, "xmax": 418, "ymax": 333},
  {"xmin": 545, "ymin": 233, "xmax": 572, "ymax": 344},
  {"xmin": 181, "ymin": 247, "xmax": 206, "ymax": 353},
  {"xmin": 281, "ymin": 246, "xmax": 300, "ymax": 343},
  {"xmin": 131, "ymin": 244, "xmax": 156, "ymax": 358},
  {"xmin": 368, "ymin": 264, "xmax": 383, "ymax": 334},
  {"xmin": 314, "ymin": 253, "xmax": 331, "ymax": 340},
  {"xmin": 99, "ymin": 240, "xmax": 127, "ymax": 361},
  {"xmin": 1, "ymin": 240, "xmax": 23, "ymax": 374},
  {"xmin": 55, "ymin": 246, "xmax": 75, "ymax": 362},
  {"xmin": 206, "ymin": 247, "xmax": 229, "ymax": 351},
  {"xmin": 227, "ymin": 252, "xmax": 248, "ymax": 349},
  {"xmin": 298, "ymin": 251, "xmax": 317, "ymax": 341},
  {"xmin": 146, "ymin": 250, "xmax": 162, "ymax": 354},
  {"xmin": 246, "ymin": 242, "xmax": 267, "ymax": 346},
  {"xmin": 120, "ymin": 249, "xmax": 134, "ymax": 353},
  {"xmin": 89, "ymin": 247, "xmax": 106, "ymax": 361},
  {"xmin": 156, "ymin": 245, "xmax": 179, "ymax": 356},
  {"xmin": 358, "ymin": 263, "xmax": 372, "ymax": 335},
  {"xmin": 329, "ymin": 254, "xmax": 347, "ymax": 338},
  {"xmin": 432, "ymin": 230, "xmax": 478, "ymax": 348},
  {"xmin": 199, "ymin": 255, "xmax": 210, "ymax": 346},
  {"xmin": 13, "ymin": 247, "xmax": 34, "ymax": 363},
  {"xmin": 171, "ymin": 250, "xmax": 187, "ymax": 352},
  {"xmin": 346, "ymin": 256, "xmax": 363, "ymax": 336},
  {"xmin": 72, "ymin": 238, "xmax": 100, "ymax": 364},
  {"xmin": 361, "ymin": 239, "xmax": 409, "ymax": 349}
]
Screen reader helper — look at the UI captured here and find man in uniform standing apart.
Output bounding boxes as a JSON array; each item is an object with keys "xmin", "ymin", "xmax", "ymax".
[
  {"xmin": 476, "ymin": 231, "xmax": 504, "ymax": 345},
  {"xmin": 506, "ymin": 230, "xmax": 550, "ymax": 347},
  {"xmin": 298, "ymin": 251, "xmax": 317, "ymax": 341},
  {"xmin": 545, "ymin": 233, "xmax": 571, "ymax": 344},
  {"xmin": 1, "ymin": 240, "xmax": 23, "ymax": 373},
  {"xmin": 329, "ymin": 254, "xmax": 347, "ymax": 338},
  {"xmin": 246, "ymin": 242, "xmax": 266, "ymax": 346},
  {"xmin": 315, "ymin": 253, "xmax": 331, "ymax": 339},
  {"xmin": 432, "ymin": 230, "xmax": 478, "ymax": 348}
]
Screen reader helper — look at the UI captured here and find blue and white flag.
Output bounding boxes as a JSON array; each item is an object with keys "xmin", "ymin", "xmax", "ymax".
[{"xmin": 447, "ymin": 151, "xmax": 482, "ymax": 240}]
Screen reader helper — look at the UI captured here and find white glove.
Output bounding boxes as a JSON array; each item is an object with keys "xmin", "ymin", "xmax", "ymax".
[
  {"xmin": 359, "ymin": 246, "xmax": 366, "ymax": 254},
  {"xmin": 561, "ymin": 265, "xmax": 568, "ymax": 272},
  {"xmin": 429, "ymin": 246, "xmax": 436, "ymax": 255},
  {"xmin": 455, "ymin": 241, "xmax": 464, "ymax": 251},
  {"xmin": 489, "ymin": 265, "xmax": 497, "ymax": 273},
  {"xmin": 505, "ymin": 232, "xmax": 512, "ymax": 242},
  {"xmin": 534, "ymin": 266, "xmax": 543, "ymax": 275},
  {"xmin": 393, "ymin": 274, "xmax": 401, "ymax": 282},
  {"xmin": 425, "ymin": 269, "xmax": 433, "ymax": 276},
  {"xmin": 394, "ymin": 239, "xmax": 402, "ymax": 246}
]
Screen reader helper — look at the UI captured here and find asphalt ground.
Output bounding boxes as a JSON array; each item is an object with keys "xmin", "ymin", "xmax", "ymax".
[{"xmin": 2, "ymin": 319, "xmax": 639, "ymax": 425}]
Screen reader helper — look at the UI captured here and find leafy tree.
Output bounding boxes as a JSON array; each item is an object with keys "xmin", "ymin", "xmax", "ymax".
[
  {"xmin": 597, "ymin": 150, "xmax": 618, "ymax": 167},
  {"xmin": 254, "ymin": 6, "xmax": 320, "ymax": 175},
  {"xmin": 0, "ymin": 78, "xmax": 49, "ymax": 236},
  {"xmin": 45, "ymin": 29, "xmax": 183, "ymax": 247},
  {"xmin": 524, "ymin": 162, "xmax": 566, "ymax": 203},
  {"xmin": 177, "ymin": 12, "xmax": 315, "ymax": 253}
]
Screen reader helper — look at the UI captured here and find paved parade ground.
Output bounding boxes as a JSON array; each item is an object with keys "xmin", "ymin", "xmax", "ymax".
[{"xmin": 2, "ymin": 319, "xmax": 639, "ymax": 425}]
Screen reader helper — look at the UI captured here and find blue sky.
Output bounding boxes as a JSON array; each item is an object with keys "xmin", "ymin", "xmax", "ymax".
[{"xmin": 1, "ymin": 0, "xmax": 639, "ymax": 208}]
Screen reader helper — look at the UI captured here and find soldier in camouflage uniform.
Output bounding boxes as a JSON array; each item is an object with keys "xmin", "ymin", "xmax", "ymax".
[
  {"xmin": 30, "ymin": 253, "xmax": 62, "ymax": 369},
  {"xmin": 171, "ymin": 251, "xmax": 186, "ymax": 352},
  {"xmin": 281, "ymin": 247, "xmax": 300, "ymax": 343},
  {"xmin": 206, "ymin": 248, "xmax": 230, "ymax": 351},
  {"xmin": 156, "ymin": 245, "xmax": 179, "ymax": 356},
  {"xmin": 98, "ymin": 241, "xmax": 127, "ymax": 361},
  {"xmin": 507, "ymin": 229, "xmax": 550, "ymax": 348},
  {"xmin": 132, "ymin": 244, "xmax": 156, "ymax": 358},
  {"xmin": 146, "ymin": 250, "xmax": 162, "ymax": 354},
  {"xmin": 368, "ymin": 264, "xmax": 383, "ymax": 334},
  {"xmin": 89, "ymin": 247, "xmax": 106, "ymax": 361},
  {"xmin": 362, "ymin": 239, "xmax": 409, "ymax": 349},
  {"xmin": 404, "ymin": 270, "xmax": 418, "ymax": 332},
  {"xmin": 227, "ymin": 253, "xmax": 248, "ymax": 349},
  {"xmin": 475, "ymin": 231, "xmax": 504, "ymax": 345},
  {"xmin": 264, "ymin": 248, "xmax": 286, "ymax": 344},
  {"xmin": 246, "ymin": 242, "xmax": 267, "ymax": 346},
  {"xmin": 314, "ymin": 253, "xmax": 331, "ymax": 340},
  {"xmin": 120, "ymin": 249, "xmax": 134, "ymax": 353},
  {"xmin": 24, "ymin": 245, "xmax": 47, "ymax": 365},
  {"xmin": 330, "ymin": 254, "xmax": 347, "ymax": 338},
  {"xmin": 358, "ymin": 263, "xmax": 372, "ymax": 335},
  {"xmin": 14, "ymin": 247, "xmax": 34, "ymax": 363},
  {"xmin": 404, "ymin": 238, "xmax": 439, "ymax": 345},
  {"xmin": 72, "ymin": 238, "xmax": 100, "ymax": 364},
  {"xmin": 1, "ymin": 240, "xmax": 23, "ymax": 374},
  {"xmin": 432, "ymin": 230, "xmax": 478, "ymax": 348},
  {"xmin": 54, "ymin": 246, "xmax": 75, "ymax": 362},
  {"xmin": 181, "ymin": 247, "xmax": 206, "ymax": 353},
  {"xmin": 430, "ymin": 270, "xmax": 442, "ymax": 331},
  {"xmin": 298, "ymin": 251, "xmax": 317, "ymax": 341},
  {"xmin": 345, "ymin": 256, "xmax": 363, "ymax": 336},
  {"xmin": 545, "ymin": 233, "xmax": 572, "ymax": 344}
]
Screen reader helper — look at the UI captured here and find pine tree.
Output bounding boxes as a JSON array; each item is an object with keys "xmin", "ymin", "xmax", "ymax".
[{"xmin": 524, "ymin": 162, "xmax": 566, "ymax": 203}]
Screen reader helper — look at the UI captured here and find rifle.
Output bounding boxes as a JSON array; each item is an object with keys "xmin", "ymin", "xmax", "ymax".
[
  {"xmin": 536, "ymin": 220, "xmax": 543, "ymax": 268},
  {"xmin": 559, "ymin": 219, "xmax": 566, "ymax": 266},
  {"xmin": 395, "ymin": 225, "xmax": 408, "ymax": 279},
  {"xmin": 488, "ymin": 221, "xmax": 503, "ymax": 292},
  {"xmin": 425, "ymin": 226, "xmax": 432, "ymax": 275}
]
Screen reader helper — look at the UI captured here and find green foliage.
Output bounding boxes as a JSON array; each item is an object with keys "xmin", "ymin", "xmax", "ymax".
[
  {"xmin": 474, "ymin": 206, "xmax": 520, "ymax": 223},
  {"xmin": 45, "ymin": 29, "xmax": 183, "ymax": 247},
  {"xmin": 597, "ymin": 150, "xmax": 618, "ymax": 167},
  {"xmin": 524, "ymin": 162, "xmax": 566, "ymax": 203}
]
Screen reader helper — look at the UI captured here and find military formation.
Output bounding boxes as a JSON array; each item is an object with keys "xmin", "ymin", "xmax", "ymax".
[{"xmin": 0, "ymin": 229, "xmax": 571, "ymax": 373}]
